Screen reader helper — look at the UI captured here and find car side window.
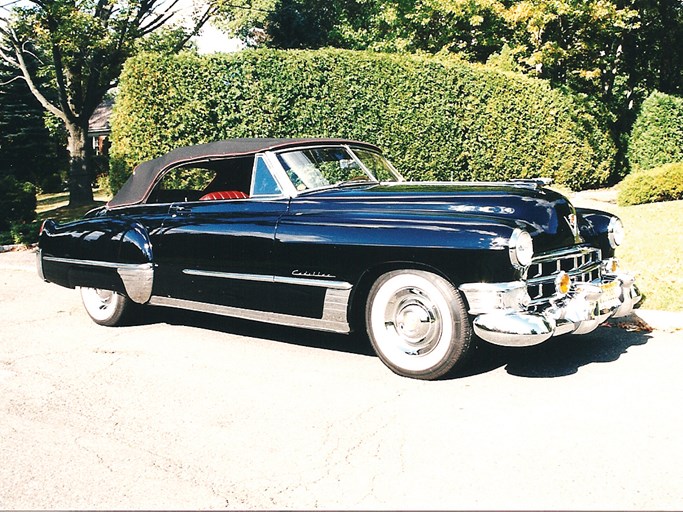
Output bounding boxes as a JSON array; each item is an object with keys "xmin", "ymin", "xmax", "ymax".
[
  {"xmin": 146, "ymin": 156, "xmax": 256, "ymax": 204},
  {"xmin": 251, "ymin": 155, "xmax": 282, "ymax": 196},
  {"xmin": 354, "ymin": 149, "xmax": 399, "ymax": 182},
  {"xmin": 149, "ymin": 167, "xmax": 217, "ymax": 203}
]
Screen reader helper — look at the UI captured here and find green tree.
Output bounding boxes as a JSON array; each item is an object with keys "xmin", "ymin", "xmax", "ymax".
[
  {"xmin": 0, "ymin": 0, "xmax": 217, "ymax": 206},
  {"xmin": 222, "ymin": 0, "xmax": 681, "ymax": 98},
  {"xmin": 0, "ymin": 57, "xmax": 68, "ymax": 192},
  {"xmin": 219, "ymin": 0, "xmax": 512, "ymax": 59},
  {"xmin": 503, "ymin": 1, "xmax": 638, "ymax": 98},
  {"xmin": 619, "ymin": 0, "xmax": 683, "ymax": 96}
]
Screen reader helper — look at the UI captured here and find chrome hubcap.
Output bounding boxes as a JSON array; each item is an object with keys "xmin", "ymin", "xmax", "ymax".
[
  {"xmin": 93, "ymin": 289, "xmax": 114, "ymax": 310},
  {"xmin": 385, "ymin": 287, "xmax": 442, "ymax": 356}
]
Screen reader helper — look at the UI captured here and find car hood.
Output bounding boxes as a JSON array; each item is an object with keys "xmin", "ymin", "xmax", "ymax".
[{"xmin": 295, "ymin": 181, "xmax": 581, "ymax": 253}]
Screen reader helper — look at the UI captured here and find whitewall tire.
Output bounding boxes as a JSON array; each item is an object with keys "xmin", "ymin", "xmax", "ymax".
[
  {"xmin": 365, "ymin": 270, "xmax": 472, "ymax": 379},
  {"xmin": 80, "ymin": 287, "xmax": 132, "ymax": 327}
]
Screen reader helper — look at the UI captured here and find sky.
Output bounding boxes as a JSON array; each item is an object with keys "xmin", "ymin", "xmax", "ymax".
[
  {"xmin": 170, "ymin": 0, "xmax": 244, "ymax": 54},
  {"xmin": 194, "ymin": 22, "xmax": 244, "ymax": 54}
]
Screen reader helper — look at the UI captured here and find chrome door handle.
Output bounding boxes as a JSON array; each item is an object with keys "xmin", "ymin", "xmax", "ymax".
[{"xmin": 169, "ymin": 204, "xmax": 190, "ymax": 215}]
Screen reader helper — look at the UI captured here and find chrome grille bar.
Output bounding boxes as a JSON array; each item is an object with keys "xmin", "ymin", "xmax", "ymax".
[{"xmin": 525, "ymin": 246, "xmax": 602, "ymax": 304}]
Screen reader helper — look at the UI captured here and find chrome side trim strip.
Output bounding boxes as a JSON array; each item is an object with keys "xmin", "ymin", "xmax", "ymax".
[
  {"xmin": 43, "ymin": 255, "xmax": 149, "ymax": 271},
  {"xmin": 149, "ymin": 288, "xmax": 351, "ymax": 334},
  {"xmin": 182, "ymin": 269, "xmax": 353, "ymax": 290},
  {"xmin": 183, "ymin": 269, "xmax": 274, "ymax": 283}
]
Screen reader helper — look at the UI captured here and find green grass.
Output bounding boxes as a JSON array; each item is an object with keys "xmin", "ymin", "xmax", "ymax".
[
  {"xmin": 570, "ymin": 192, "xmax": 683, "ymax": 312},
  {"xmin": 36, "ymin": 190, "xmax": 111, "ymax": 224}
]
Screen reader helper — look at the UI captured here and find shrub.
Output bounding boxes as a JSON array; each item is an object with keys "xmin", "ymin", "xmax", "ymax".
[
  {"xmin": 38, "ymin": 173, "xmax": 65, "ymax": 194},
  {"xmin": 618, "ymin": 162, "xmax": 683, "ymax": 206},
  {"xmin": 0, "ymin": 174, "xmax": 36, "ymax": 231},
  {"xmin": 10, "ymin": 220, "xmax": 41, "ymax": 245},
  {"xmin": 0, "ymin": 221, "xmax": 41, "ymax": 246},
  {"xmin": 111, "ymin": 49, "xmax": 616, "ymax": 192},
  {"xmin": 0, "ymin": 230, "xmax": 13, "ymax": 245},
  {"xmin": 628, "ymin": 91, "xmax": 683, "ymax": 172}
]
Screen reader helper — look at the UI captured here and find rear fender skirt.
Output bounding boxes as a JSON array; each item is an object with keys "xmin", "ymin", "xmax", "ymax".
[
  {"xmin": 39, "ymin": 251, "xmax": 154, "ymax": 304},
  {"xmin": 38, "ymin": 218, "xmax": 155, "ymax": 304}
]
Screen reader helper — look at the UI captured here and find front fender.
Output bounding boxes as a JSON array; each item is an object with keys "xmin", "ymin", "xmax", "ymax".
[
  {"xmin": 276, "ymin": 209, "xmax": 528, "ymax": 284},
  {"xmin": 576, "ymin": 208, "xmax": 619, "ymax": 258},
  {"xmin": 38, "ymin": 218, "xmax": 154, "ymax": 303}
]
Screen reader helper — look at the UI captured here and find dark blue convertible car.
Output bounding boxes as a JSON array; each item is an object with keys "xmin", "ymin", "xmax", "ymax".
[{"xmin": 38, "ymin": 138, "xmax": 640, "ymax": 379}]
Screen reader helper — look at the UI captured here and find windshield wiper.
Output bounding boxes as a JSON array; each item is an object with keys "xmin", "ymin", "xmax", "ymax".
[
  {"xmin": 334, "ymin": 178, "xmax": 377, "ymax": 188},
  {"xmin": 295, "ymin": 178, "xmax": 377, "ymax": 196}
]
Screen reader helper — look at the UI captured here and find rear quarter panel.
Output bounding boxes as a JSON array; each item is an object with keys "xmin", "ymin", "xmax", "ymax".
[{"xmin": 39, "ymin": 217, "xmax": 154, "ymax": 294}]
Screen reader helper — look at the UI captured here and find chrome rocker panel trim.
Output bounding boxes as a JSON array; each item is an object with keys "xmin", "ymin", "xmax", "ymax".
[
  {"xmin": 461, "ymin": 272, "xmax": 641, "ymax": 347},
  {"xmin": 149, "ymin": 286, "xmax": 351, "ymax": 334},
  {"xmin": 154, "ymin": 270, "xmax": 352, "ymax": 332}
]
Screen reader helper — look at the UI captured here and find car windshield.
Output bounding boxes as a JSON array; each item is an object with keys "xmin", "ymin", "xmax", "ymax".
[{"xmin": 276, "ymin": 146, "xmax": 400, "ymax": 192}]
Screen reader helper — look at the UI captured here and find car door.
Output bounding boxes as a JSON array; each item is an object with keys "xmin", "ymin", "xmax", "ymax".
[
  {"xmin": 145, "ymin": 155, "xmax": 291, "ymax": 314},
  {"xmin": 149, "ymin": 196, "xmax": 291, "ymax": 313}
]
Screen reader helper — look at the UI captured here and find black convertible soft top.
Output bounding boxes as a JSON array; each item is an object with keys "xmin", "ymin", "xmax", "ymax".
[{"xmin": 108, "ymin": 137, "xmax": 380, "ymax": 208}]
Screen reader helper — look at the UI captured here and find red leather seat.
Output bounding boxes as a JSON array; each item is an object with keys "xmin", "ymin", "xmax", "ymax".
[{"xmin": 199, "ymin": 190, "xmax": 249, "ymax": 201}]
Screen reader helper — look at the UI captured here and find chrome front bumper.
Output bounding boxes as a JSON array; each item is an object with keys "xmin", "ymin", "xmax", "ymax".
[{"xmin": 460, "ymin": 272, "xmax": 641, "ymax": 347}]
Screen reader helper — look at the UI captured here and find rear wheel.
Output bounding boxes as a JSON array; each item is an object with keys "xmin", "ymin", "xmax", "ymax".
[
  {"xmin": 365, "ymin": 270, "xmax": 472, "ymax": 379},
  {"xmin": 80, "ymin": 287, "xmax": 133, "ymax": 326}
]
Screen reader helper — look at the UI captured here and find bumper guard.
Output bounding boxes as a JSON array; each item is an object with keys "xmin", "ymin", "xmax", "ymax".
[{"xmin": 460, "ymin": 272, "xmax": 641, "ymax": 347}]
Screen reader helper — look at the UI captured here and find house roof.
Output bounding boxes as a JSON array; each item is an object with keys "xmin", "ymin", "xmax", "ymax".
[{"xmin": 88, "ymin": 100, "xmax": 114, "ymax": 137}]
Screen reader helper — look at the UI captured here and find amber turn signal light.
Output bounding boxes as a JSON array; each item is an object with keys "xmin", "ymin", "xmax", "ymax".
[{"xmin": 555, "ymin": 271, "xmax": 571, "ymax": 296}]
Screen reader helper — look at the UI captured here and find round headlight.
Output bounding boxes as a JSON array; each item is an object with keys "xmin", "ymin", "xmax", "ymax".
[
  {"xmin": 509, "ymin": 229, "xmax": 534, "ymax": 268},
  {"xmin": 608, "ymin": 217, "xmax": 625, "ymax": 248}
]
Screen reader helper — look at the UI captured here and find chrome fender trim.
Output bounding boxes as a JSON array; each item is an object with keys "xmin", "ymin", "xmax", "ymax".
[
  {"xmin": 116, "ymin": 264, "xmax": 154, "ymax": 304},
  {"xmin": 36, "ymin": 249, "xmax": 46, "ymax": 282}
]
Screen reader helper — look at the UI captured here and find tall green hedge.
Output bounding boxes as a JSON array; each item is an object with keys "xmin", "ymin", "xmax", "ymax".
[
  {"xmin": 111, "ymin": 49, "xmax": 616, "ymax": 191},
  {"xmin": 628, "ymin": 91, "xmax": 683, "ymax": 172}
]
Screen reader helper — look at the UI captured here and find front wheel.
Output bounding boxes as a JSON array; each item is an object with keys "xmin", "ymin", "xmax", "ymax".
[
  {"xmin": 365, "ymin": 270, "xmax": 472, "ymax": 380},
  {"xmin": 80, "ymin": 287, "xmax": 133, "ymax": 326}
]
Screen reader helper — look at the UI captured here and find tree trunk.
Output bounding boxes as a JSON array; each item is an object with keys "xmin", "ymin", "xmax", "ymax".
[{"xmin": 66, "ymin": 122, "xmax": 94, "ymax": 206}]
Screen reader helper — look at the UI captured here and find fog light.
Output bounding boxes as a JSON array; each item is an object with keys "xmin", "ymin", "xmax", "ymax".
[
  {"xmin": 602, "ymin": 258, "xmax": 619, "ymax": 274},
  {"xmin": 555, "ymin": 271, "xmax": 571, "ymax": 296}
]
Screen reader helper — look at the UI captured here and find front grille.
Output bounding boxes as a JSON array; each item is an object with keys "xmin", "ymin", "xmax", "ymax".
[{"xmin": 526, "ymin": 246, "xmax": 602, "ymax": 306}]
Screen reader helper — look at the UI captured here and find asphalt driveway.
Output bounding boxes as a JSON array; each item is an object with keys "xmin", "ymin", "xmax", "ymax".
[{"xmin": 1, "ymin": 248, "xmax": 682, "ymax": 510}]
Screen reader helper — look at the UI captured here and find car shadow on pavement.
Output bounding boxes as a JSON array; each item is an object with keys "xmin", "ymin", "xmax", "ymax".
[
  {"xmin": 454, "ymin": 325, "xmax": 652, "ymax": 379},
  {"xmin": 139, "ymin": 305, "xmax": 377, "ymax": 357},
  {"xmin": 135, "ymin": 306, "xmax": 652, "ymax": 379}
]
